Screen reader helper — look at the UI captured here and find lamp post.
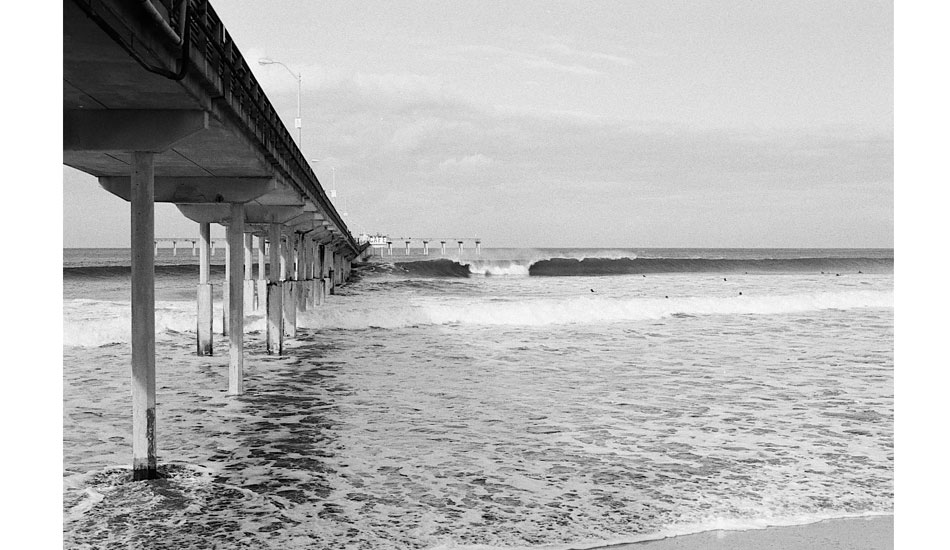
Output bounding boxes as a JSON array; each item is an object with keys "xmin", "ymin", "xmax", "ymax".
[{"xmin": 258, "ymin": 58, "xmax": 302, "ymax": 146}]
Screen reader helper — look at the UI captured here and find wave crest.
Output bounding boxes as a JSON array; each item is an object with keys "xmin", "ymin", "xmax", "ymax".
[
  {"xmin": 297, "ymin": 290, "xmax": 892, "ymax": 330},
  {"xmin": 381, "ymin": 256, "xmax": 892, "ymax": 278}
]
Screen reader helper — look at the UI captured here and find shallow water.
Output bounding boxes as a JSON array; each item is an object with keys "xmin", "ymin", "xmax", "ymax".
[{"xmin": 63, "ymin": 248, "xmax": 893, "ymax": 549}]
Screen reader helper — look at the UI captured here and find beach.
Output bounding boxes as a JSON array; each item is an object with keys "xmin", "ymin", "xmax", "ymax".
[{"xmin": 598, "ymin": 516, "xmax": 893, "ymax": 549}]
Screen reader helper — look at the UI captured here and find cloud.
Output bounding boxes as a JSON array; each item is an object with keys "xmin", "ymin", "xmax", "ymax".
[
  {"xmin": 541, "ymin": 43, "xmax": 636, "ymax": 67},
  {"xmin": 278, "ymin": 66, "xmax": 891, "ymax": 246},
  {"xmin": 455, "ymin": 44, "xmax": 604, "ymax": 76},
  {"xmin": 438, "ymin": 154, "xmax": 494, "ymax": 172}
]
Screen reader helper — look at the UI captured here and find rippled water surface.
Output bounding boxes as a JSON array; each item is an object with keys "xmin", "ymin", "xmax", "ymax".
[{"xmin": 63, "ymin": 250, "xmax": 893, "ymax": 549}]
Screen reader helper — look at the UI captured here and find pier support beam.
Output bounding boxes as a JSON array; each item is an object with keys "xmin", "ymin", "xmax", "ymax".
[
  {"xmin": 243, "ymin": 233, "xmax": 255, "ymax": 314},
  {"xmin": 130, "ymin": 151, "xmax": 157, "ymax": 481},
  {"xmin": 266, "ymin": 223, "xmax": 283, "ymax": 354},
  {"xmin": 222, "ymin": 235, "xmax": 230, "ymax": 336},
  {"xmin": 257, "ymin": 235, "xmax": 266, "ymax": 312},
  {"xmin": 66, "ymin": 110, "xmax": 210, "ymax": 481},
  {"xmin": 227, "ymin": 204, "xmax": 245, "ymax": 396},
  {"xmin": 282, "ymin": 234, "xmax": 297, "ymax": 338},
  {"xmin": 423, "ymin": 241, "xmax": 429, "ymax": 256},
  {"xmin": 295, "ymin": 234, "xmax": 306, "ymax": 313},
  {"xmin": 316, "ymin": 244, "xmax": 326, "ymax": 305},
  {"xmin": 283, "ymin": 281, "xmax": 297, "ymax": 338},
  {"xmin": 197, "ymin": 222, "xmax": 213, "ymax": 356},
  {"xmin": 441, "ymin": 241, "xmax": 446, "ymax": 255},
  {"xmin": 305, "ymin": 239, "xmax": 316, "ymax": 308}
]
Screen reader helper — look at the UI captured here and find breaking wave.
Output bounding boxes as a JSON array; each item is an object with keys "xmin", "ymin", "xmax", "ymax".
[
  {"xmin": 296, "ymin": 290, "xmax": 893, "ymax": 330},
  {"xmin": 63, "ymin": 264, "xmax": 226, "ymax": 279},
  {"xmin": 392, "ymin": 259, "xmax": 472, "ymax": 277},
  {"xmin": 528, "ymin": 257, "xmax": 892, "ymax": 276},
  {"xmin": 64, "ymin": 290, "xmax": 892, "ymax": 345},
  {"xmin": 388, "ymin": 256, "xmax": 892, "ymax": 278}
]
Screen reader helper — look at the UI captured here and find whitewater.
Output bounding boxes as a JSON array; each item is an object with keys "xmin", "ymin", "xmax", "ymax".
[{"xmin": 63, "ymin": 247, "xmax": 893, "ymax": 549}]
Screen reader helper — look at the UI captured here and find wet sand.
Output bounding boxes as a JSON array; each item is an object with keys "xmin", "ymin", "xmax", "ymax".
[{"xmin": 591, "ymin": 516, "xmax": 893, "ymax": 550}]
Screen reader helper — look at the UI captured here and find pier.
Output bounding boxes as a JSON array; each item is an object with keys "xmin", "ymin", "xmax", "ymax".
[
  {"xmin": 64, "ymin": 0, "xmax": 369, "ymax": 480},
  {"xmin": 373, "ymin": 237, "xmax": 482, "ymax": 256}
]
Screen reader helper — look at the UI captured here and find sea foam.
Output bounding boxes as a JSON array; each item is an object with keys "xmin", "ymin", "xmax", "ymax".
[{"xmin": 297, "ymin": 290, "xmax": 893, "ymax": 330}]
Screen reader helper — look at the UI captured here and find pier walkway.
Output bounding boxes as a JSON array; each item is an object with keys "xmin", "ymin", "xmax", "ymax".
[{"xmin": 64, "ymin": 0, "xmax": 369, "ymax": 479}]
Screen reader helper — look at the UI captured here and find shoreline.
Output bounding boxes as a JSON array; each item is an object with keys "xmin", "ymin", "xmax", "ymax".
[{"xmin": 580, "ymin": 515, "xmax": 893, "ymax": 550}]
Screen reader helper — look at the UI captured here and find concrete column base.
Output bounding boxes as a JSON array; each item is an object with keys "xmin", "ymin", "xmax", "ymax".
[
  {"xmin": 266, "ymin": 282, "xmax": 283, "ymax": 355},
  {"xmin": 299, "ymin": 279, "xmax": 309, "ymax": 312},
  {"xmin": 307, "ymin": 280, "xmax": 316, "ymax": 308},
  {"xmin": 243, "ymin": 279, "xmax": 256, "ymax": 314},
  {"xmin": 256, "ymin": 280, "xmax": 267, "ymax": 313},
  {"xmin": 222, "ymin": 280, "xmax": 229, "ymax": 336},
  {"xmin": 282, "ymin": 281, "xmax": 297, "ymax": 338},
  {"xmin": 197, "ymin": 283, "xmax": 213, "ymax": 355}
]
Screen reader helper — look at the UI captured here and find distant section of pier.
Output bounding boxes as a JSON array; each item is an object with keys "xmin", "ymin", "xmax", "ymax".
[{"xmin": 358, "ymin": 232, "xmax": 482, "ymax": 256}]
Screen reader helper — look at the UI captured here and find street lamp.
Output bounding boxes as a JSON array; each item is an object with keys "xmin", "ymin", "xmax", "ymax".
[
  {"xmin": 309, "ymin": 158, "xmax": 347, "ymax": 219},
  {"xmin": 258, "ymin": 57, "xmax": 302, "ymax": 146}
]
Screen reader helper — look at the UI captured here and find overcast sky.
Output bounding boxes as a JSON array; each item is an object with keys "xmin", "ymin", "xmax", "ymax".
[{"xmin": 62, "ymin": 0, "xmax": 893, "ymax": 248}]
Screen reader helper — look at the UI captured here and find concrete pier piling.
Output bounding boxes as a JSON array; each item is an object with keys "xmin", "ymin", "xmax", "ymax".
[
  {"xmin": 458, "ymin": 241, "xmax": 464, "ymax": 257},
  {"xmin": 257, "ymin": 235, "xmax": 266, "ymax": 312},
  {"xmin": 280, "ymin": 235, "xmax": 288, "ymax": 281},
  {"xmin": 441, "ymin": 241, "xmax": 447, "ymax": 255},
  {"xmin": 266, "ymin": 223, "xmax": 283, "ymax": 355},
  {"xmin": 282, "ymin": 235, "xmax": 297, "ymax": 338},
  {"xmin": 243, "ymin": 233, "xmax": 255, "ymax": 314},
  {"xmin": 131, "ymin": 151, "xmax": 158, "ymax": 481},
  {"xmin": 296, "ymin": 234, "xmax": 307, "ymax": 313},
  {"xmin": 227, "ymin": 204, "xmax": 245, "ymax": 396},
  {"xmin": 197, "ymin": 222, "xmax": 213, "ymax": 356},
  {"xmin": 283, "ymin": 281, "xmax": 297, "ymax": 338},
  {"xmin": 222, "ymin": 234, "xmax": 230, "ymax": 336},
  {"xmin": 405, "ymin": 241, "xmax": 411, "ymax": 255},
  {"xmin": 316, "ymin": 243, "xmax": 326, "ymax": 305},
  {"xmin": 423, "ymin": 240, "xmax": 429, "ymax": 255},
  {"xmin": 305, "ymin": 239, "xmax": 315, "ymax": 309}
]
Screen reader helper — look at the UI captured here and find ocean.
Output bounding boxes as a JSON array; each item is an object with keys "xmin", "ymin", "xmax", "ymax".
[{"xmin": 62, "ymin": 247, "xmax": 894, "ymax": 549}]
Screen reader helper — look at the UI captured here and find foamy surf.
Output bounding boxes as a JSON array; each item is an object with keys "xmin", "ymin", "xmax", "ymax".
[
  {"xmin": 63, "ymin": 299, "xmax": 267, "ymax": 347},
  {"xmin": 63, "ymin": 247, "xmax": 893, "ymax": 548},
  {"xmin": 297, "ymin": 290, "xmax": 892, "ymax": 330},
  {"xmin": 425, "ymin": 511, "xmax": 892, "ymax": 550},
  {"xmin": 63, "ymin": 289, "xmax": 892, "ymax": 346}
]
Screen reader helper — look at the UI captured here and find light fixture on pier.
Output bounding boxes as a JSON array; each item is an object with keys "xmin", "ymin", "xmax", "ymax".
[{"xmin": 258, "ymin": 57, "xmax": 302, "ymax": 146}]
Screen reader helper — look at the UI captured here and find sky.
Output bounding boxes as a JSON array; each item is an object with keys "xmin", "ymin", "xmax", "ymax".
[{"xmin": 62, "ymin": 0, "xmax": 893, "ymax": 248}]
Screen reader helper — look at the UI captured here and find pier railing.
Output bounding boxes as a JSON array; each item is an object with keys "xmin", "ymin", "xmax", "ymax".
[{"xmin": 121, "ymin": 0, "xmax": 358, "ymax": 252}]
